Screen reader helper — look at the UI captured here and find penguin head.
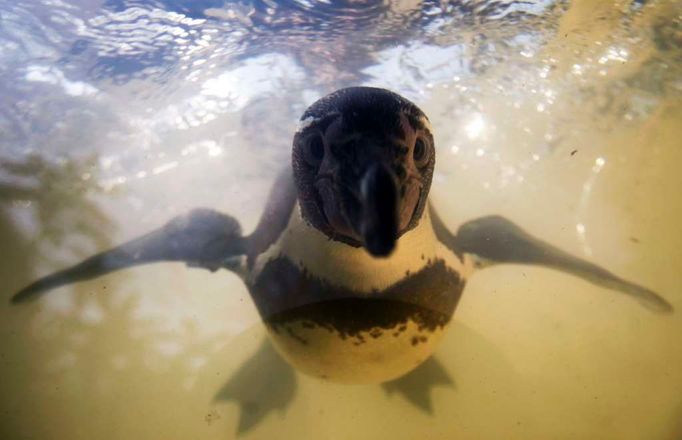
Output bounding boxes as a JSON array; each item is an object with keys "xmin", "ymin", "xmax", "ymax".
[{"xmin": 292, "ymin": 87, "xmax": 435, "ymax": 257}]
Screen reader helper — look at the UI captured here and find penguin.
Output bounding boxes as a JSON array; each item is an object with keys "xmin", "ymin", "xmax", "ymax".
[{"xmin": 11, "ymin": 87, "xmax": 673, "ymax": 384}]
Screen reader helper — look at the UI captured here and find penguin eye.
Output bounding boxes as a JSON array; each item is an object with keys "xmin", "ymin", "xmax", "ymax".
[
  {"xmin": 413, "ymin": 138, "xmax": 430, "ymax": 167},
  {"xmin": 305, "ymin": 134, "xmax": 325, "ymax": 166}
]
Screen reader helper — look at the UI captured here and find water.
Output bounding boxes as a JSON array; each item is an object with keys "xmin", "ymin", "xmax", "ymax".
[{"xmin": 1, "ymin": 0, "xmax": 681, "ymax": 438}]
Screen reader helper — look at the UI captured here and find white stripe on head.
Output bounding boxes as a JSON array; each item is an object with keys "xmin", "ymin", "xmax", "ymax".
[
  {"xmin": 419, "ymin": 115, "xmax": 433, "ymax": 133},
  {"xmin": 295, "ymin": 116, "xmax": 317, "ymax": 134}
]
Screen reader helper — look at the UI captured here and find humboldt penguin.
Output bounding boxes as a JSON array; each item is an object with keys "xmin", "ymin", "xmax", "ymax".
[{"xmin": 12, "ymin": 87, "xmax": 673, "ymax": 383}]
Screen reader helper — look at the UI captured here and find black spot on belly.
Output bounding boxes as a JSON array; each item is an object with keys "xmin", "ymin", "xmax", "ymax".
[
  {"xmin": 268, "ymin": 298, "xmax": 451, "ymax": 341},
  {"xmin": 285, "ymin": 325, "xmax": 307, "ymax": 345},
  {"xmin": 249, "ymin": 257, "xmax": 465, "ymax": 338}
]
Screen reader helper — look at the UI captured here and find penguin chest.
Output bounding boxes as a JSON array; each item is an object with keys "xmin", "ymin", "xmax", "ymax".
[{"xmin": 246, "ymin": 209, "xmax": 468, "ymax": 383}]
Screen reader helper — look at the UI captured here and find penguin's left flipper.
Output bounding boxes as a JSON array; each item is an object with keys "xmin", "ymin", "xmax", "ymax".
[
  {"xmin": 432, "ymin": 209, "xmax": 673, "ymax": 313},
  {"xmin": 11, "ymin": 209, "xmax": 246, "ymax": 304},
  {"xmin": 11, "ymin": 168, "xmax": 297, "ymax": 304}
]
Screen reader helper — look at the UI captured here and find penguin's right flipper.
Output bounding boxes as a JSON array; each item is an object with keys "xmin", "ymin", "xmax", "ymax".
[
  {"xmin": 11, "ymin": 208, "xmax": 246, "ymax": 304},
  {"xmin": 456, "ymin": 215, "xmax": 673, "ymax": 313},
  {"xmin": 433, "ymin": 211, "xmax": 673, "ymax": 313}
]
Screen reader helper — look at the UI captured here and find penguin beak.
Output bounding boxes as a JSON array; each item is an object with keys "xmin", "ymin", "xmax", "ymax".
[
  {"xmin": 313, "ymin": 148, "xmax": 421, "ymax": 256},
  {"xmin": 355, "ymin": 162, "xmax": 399, "ymax": 257}
]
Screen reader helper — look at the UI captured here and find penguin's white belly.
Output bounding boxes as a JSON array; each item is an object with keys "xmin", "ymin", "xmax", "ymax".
[
  {"xmin": 267, "ymin": 310, "xmax": 449, "ymax": 383},
  {"xmin": 248, "ymin": 205, "xmax": 470, "ymax": 383}
]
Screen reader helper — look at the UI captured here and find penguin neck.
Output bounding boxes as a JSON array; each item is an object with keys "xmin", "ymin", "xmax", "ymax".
[{"xmin": 251, "ymin": 200, "xmax": 467, "ymax": 293}]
